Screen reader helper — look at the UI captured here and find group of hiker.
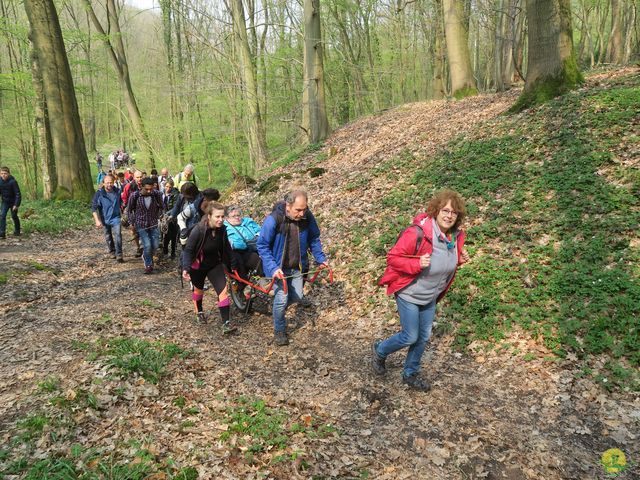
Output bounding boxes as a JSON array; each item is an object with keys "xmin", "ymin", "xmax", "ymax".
[{"xmin": 91, "ymin": 165, "xmax": 470, "ymax": 391}]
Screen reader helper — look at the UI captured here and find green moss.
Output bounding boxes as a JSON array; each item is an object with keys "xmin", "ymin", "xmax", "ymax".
[
  {"xmin": 511, "ymin": 58, "xmax": 583, "ymax": 112},
  {"xmin": 453, "ymin": 86, "xmax": 478, "ymax": 100},
  {"xmin": 306, "ymin": 167, "xmax": 326, "ymax": 178},
  {"xmin": 52, "ymin": 186, "xmax": 72, "ymax": 201},
  {"xmin": 257, "ymin": 173, "xmax": 292, "ymax": 195}
]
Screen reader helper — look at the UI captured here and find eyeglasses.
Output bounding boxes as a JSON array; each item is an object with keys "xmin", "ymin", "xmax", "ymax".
[
  {"xmin": 228, "ymin": 214, "xmax": 241, "ymax": 218},
  {"xmin": 440, "ymin": 208, "xmax": 458, "ymax": 217}
]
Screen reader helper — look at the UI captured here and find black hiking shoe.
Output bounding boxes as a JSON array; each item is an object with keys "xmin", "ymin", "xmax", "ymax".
[
  {"xmin": 298, "ymin": 296, "xmax": 312, "ymax": 308},
  {"xmin": 274, "ymin": 331, "xmax": 289, "ymax": 346},
  {"xmin": 135, "ymin": 248, "xmax": 143, "ymax": 258},
  {"xmin": 402, "ymin": 373, "xmax": 431, "ymax": 392},
  {"xmin": 371, "ymin": 340, "xmax": 386, "ymax": 375},
  {"xmin": 116, "ymin": 257, "xmax": 124, "ymax": 263},
  {"xmin": 195, "ymin": 312, "xmax": 207, "ymax": 324},
  {"xmin": 222, "ymin": 321, "xmax": 237, "ymax": 335}
]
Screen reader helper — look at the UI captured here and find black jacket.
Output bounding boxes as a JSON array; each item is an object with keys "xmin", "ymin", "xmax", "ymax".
[
  {"xmin": 182, "ymin": 218, "xmax": 237, "ymax": 272},
  {"xmin": 0, "ymin": 175, "xmax": 21, "ymax": 207}
]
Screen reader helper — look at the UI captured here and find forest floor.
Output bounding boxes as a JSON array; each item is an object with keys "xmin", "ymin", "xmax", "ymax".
[{"xmin": 1, "ymin": 68, "xmax": 639, "ymax": 479}]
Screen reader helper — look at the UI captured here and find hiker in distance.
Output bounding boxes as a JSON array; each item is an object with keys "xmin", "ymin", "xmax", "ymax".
[
  {"xmin": 91, "ymin": 174, "xmax": 124, "ymax": 262},
  {"xmin": 182, "ymin": 202, "xmax": 237, "ymax": 334},
  {"xmin": 0, "ymin": 166, "xmax": 21, "ymax": 239},
  {"xmin": 257, "ymin": 190, "xmax": 328, "ymax": 346},
  {"xmin": 373, "ymin": 189, "xmax": 470, "ymax": 391}
]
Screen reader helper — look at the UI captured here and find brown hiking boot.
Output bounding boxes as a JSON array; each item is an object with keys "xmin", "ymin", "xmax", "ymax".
[
  {"xmin": 274, "ymin": 331, "xmax": 289, "ymax": 346},
  {"xmin": 371, "ymin": 340, "xmax": 386, "ymax": 375},
  {"xmin": 402, "ymin": 373, "xmax": 431, "ymax": 392}
]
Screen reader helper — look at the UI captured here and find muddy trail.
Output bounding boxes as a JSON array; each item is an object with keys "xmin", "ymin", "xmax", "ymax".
[{"xmin": 0, "ymin": 228, "xmax": 637, "ymax": 479}]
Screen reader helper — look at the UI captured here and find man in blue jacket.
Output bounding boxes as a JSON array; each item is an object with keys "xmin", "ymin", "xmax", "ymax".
[
  {"xmin": 0, "ymin": 166, "xmax": 21, "ymax": 239},
  {"xmin": 92, "ymin": 174, "xmax": 124, "ymax": 262},
  {"xmin": 257, "ymin": 190, "xmax": 328, "ymax": 346}
]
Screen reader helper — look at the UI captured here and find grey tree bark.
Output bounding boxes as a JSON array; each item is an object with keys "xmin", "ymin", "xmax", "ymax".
[
  {"xmin": 442, "ymin": 0, "xmax": 477, "ymax": 98},
  {"xmin": 24, "ymin": 0, "xmax": 94, "ymax": 200},
  {"xmin": 606, "ymin": 0, "xmax": 624, "ymax": 63},
  {"xmin": 302, "ymin": 0, "xmax": 330, "ymax": 144},
  {"xmin": 30, "ymin": 46, "xmax": 56, "ymax": 199},
  {"xmin": 513, "ymin": 0, "xmax": 582, "ymax": 110},
  {"xmin": 230, "ymin": 0, "xmax": 268, "ymax": 170}
]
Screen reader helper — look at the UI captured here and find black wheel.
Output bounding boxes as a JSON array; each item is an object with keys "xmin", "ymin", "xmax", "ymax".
[{"xmin": 230, "ymin": 278, "xmax": 252, "ymax": 313}]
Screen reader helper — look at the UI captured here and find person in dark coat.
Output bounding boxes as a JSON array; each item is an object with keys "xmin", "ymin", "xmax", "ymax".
[
  {"xmin": 162, "ymin": 178, "xmax": 180, "ymax": 258},
  {"xmin": 0, "ymin": 166, "xmax": 21, "ymax": 239},
  {"xmin": 182, "ymin": 201, "xmax": 238, "ymax": 334}
]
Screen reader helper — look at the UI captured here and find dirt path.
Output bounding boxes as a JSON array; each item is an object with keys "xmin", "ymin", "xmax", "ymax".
[{"xmin": 1, "ymin": 229, "xmax": 637, "ymax": 479}]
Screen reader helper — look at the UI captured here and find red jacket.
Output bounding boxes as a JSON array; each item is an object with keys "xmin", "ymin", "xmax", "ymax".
[{"xmin": 378, "ymin": 213, "xmax": 466, "ymax": 301}]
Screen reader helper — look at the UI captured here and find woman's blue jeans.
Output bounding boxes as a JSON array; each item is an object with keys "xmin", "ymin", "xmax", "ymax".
[
  {"xmin": 137, "ymin": 227, "xmax": 159, "ymax": 267},
  {"xmin": 272, "ymin": 268, "xmax": 304, "ymax": 333},
  {"xmin": 376, "ymin": 296, "xmax": 437, "ymax": 377}
]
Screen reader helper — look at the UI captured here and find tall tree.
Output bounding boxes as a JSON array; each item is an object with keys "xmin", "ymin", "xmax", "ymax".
[
  {"xmin": 606, "ymin": 0, "xmax": 624, "ymax": 64},
  {"xmin": 24, "ymin": 0, "xmax": 94, "ymax": 200},
  {"xmin": 442, "ymin": 0, "xmax": 477, "ymax": 98},
  {"xmin": 83, "ymin": 0, "xmax": 155, "ymax": 167},
  {"xmin": 513, "ymin": 0, "xmax": 582, "ymax": 110},
  {"xmin": 230, "ymin": 0, "xmax": 268, "ymax": 170},
  {"xmin": 301, "ymin": 0, "xmax": 330, "ymax": 144},
  {"xmin": 30, "ymin": 46, "xmax": 56, "ymax": 199}
]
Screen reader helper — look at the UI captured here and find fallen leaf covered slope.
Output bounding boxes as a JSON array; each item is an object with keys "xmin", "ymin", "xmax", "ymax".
[{"xmin": 233, "ymin": 66, "xmax": 640, "ymax": 385}]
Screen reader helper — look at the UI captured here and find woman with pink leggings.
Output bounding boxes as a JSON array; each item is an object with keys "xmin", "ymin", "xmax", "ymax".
[{"xmin": 182, "ymin": 201, "xmax": 237, "ymax": 334}]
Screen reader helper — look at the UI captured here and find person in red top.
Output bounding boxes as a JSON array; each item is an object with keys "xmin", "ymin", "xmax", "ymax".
[{"xmin": 373, "ymin": 190, "xmax": 470, "ymax": 391}]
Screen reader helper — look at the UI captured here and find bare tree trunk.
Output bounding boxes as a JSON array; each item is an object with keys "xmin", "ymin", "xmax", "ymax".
[
  {"xmin": 432, "ymin": 0, "xmax": 446, "ymax": 99},
  {"xmin": 495, "ymin": 0, "xmax": 506, "ymax": 91},
  {"xmin": 502, "ymin": 0, "xmax": 521, "ymax": 88},
  {"xmin": 606, "ymin": 0, "xmax": 624, "ymax": 63},
  {"xmin": 442, "ymin": 0, "xmax": 477, "ymax": 98},
  {"xmin": 622, "ymin": 3, "xmax": 636, "ymax": 63},
  {"xmin": 30, "ymin": 46, "xmax": 56, "ymax": 199},
  {"xmin": 302, "ymin": 0, "xmax": 330, "ymax": 144},
  {"xmin": 230, "ymin": 0, "xmax": 268, "ymax": 170},
  {"xmin": 513, "ymin": 0, "xmax": 582, "ymax": 110},
  {"xmin": 83, "ymin": 0, "xmax": 155, "ymax": 167},
  {"xmin": 24, "ymin": 0, "xmax": 93, "ymax": 201}
]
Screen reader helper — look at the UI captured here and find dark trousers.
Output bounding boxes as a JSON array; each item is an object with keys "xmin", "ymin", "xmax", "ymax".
[
  {"xmin": 0, "ymin": 203, "xmax": 20, "ymax": 236},
  {"xmin": 233, "ymin": 249, "xmax": 262, "ymax": 280},
  {"xmin": 163, "ymin": 222, "xmax": 178, "ymax": 256}
]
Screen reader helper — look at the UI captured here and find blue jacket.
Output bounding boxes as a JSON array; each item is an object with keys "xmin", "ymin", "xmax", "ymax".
[
  {"xmin": 0, "ymin": 175, "xmax": 21, "ymax": 207},
  {"xmin": 224, "ymin": 217, "xmax": 261, "ymax": 250},
  {"xmin": 92, "ymin": 186, "xmax": 122, "ymax": 226},
  {"xmin": 257, "ymin": 201, "xmax": 326, "ymax": 278}
]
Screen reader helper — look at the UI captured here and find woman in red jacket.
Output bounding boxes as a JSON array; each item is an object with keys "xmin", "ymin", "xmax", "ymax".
[{"xmin": 373, "ymin": 190, "xmax": 470, "ymax": 391}]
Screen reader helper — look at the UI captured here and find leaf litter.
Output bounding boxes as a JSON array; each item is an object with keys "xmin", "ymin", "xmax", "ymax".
[{"xmin": 1, "ymin": 67, "xmax": 639, "ymax": 479}]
